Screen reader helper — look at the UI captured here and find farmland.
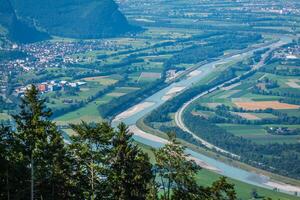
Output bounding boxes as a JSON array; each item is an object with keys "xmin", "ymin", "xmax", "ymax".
[
  {"xmin": 234, "ymin": 101, "xmax": 300, "ymax": 110},
  {"xmin": 187, "ymin": 74, "xmax": 300, "ymax": 144},
  {"xmin": 142, "ymin": 40, "xmax": 300, "ymax": 182}
]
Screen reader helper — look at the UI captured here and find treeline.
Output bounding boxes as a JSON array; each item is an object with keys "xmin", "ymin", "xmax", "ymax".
[
  {"xmin": 194, "ymin": 105, "xmax": 300, "ymax": 125},
  {"xmin": 183, "ymin": 113, "xmax": 300, "ymax": 179},
  {"xmin": 94, "ymin": 32, "xmax": 223, "ymax": 67},
  {"xmin": 252, "ymin": 87, "xmax": 300, "ymax": 98},
  {"xmin": 260, "ymin": 64, "xmax": 300, "ymax": 76},
  {"xmin": 164, "ymin": 33, "xmax": 262, "ymax": 68},
  {"xmin": 145, "ymin": 63, "xmax": 252, "ymax": 124},
  {"xmin": 280, "ymin": 98, "xmax": 300, "ymax": 106},
  {"xmin": 0, "ymin": 86, "xmax": 238, "ymax": 200},
  {"xmin": 252, "ymin": 48, "xmax": 270, "ymax": 63},
  {"xmin": 142, "ymin": 20, "xmax": 291, "ymax": 35}
]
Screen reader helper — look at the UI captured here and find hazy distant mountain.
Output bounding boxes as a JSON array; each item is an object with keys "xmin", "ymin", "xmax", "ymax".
[
  {"xmin": 0, "ymin": 0, "xmax": 49, "ymax": 43},
  {"xmin": 10, "ymin": 0, "xmax": 135, "ymax": 39}
]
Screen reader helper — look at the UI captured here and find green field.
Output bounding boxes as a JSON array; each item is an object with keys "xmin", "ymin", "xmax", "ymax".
[
  {"xmin": 187, "ymin": 65, "xmax": 300, "ymax": 145},
  {"xmin": 219, "ymin": 124, "xmax": 300, "ymax": 144},
  {"xmin": 54, "ymin": 97, "xmax": 108, "ymax": 125}
]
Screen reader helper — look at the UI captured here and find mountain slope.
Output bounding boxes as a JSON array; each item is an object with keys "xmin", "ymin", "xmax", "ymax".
[
  {"xmin": 0, "ymin": 0, "xmax": 49, "ymax": 43},
  {"xmin": 11, "ymin": 0, "xmax": 135, "ymax": 39}
]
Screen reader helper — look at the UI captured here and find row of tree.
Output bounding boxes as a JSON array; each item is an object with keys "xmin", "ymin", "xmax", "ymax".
[
  {"xmin": 0, "ymin": 86, "xmax": 238, "ymax": 200},
  {"xmin": 183, "ymin": 112, "xmax": 300, "ymax": 179}
]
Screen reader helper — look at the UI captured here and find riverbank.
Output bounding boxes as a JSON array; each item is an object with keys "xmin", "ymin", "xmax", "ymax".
[
  {"xmin": 135, "ymin": 117, "xmax": 300, "ymax": 195},
  {"xmin": 138, "ymin": 142, "xmax": 300, "ymax": 200}
]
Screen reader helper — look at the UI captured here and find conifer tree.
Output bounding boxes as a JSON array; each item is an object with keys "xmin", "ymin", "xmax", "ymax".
[
  {"xmin": 154, "ymin": 133, "xmax": 204, "ymax": 200},
  {"xmin": 70, "ymin": 121, "xmax": 114, "ymax": 200},
  {"xmin": 154, "ymin": 133, "xmax": 237, "ymax": 200},
  {"xmin": 12, "ymin": 85, "xmax": 71, "ymax": 199},
  {"xmin": 0, "ymin": 125, "xmax": 12, "ymax": 199},
  {"xmin": 109, "ymin": 123, "xmax": 153, "ymax": 200},
  {"xmin": 209, "ymin": 177, "xmax": 236, "ymax": 200}
]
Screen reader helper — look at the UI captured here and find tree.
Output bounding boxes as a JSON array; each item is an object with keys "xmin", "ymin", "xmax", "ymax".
[
  {"xmin": 12, "ymin": 85, "xmax": 71, "ymax": 199},
  {"xmin": 69, "ymin": 121, "xmax": 114, "ymax": 200},
  {"xmin": 108, "ymin": 123, "xmax": 153, "ymax": 200},
  {"xmin": 251, "ymin": 188, "xmax": 259, "ymax": 199},
  {"xmin": 146, "ymin": 178, "xmax": 159, "ymax": 200},
  {"xmin": 0, "ymin": 125, "xmax": 13, "ymax": 200},
  {"xmin": 154, "ymin": 133, "xmax": 237, "ymax": 200},
  {"xmin": 154, "ymin": 133, "xmax": 205, "ymax": 200},
  {"xmin": 43, "ymin": 126, "xmax": 74, "ymax": 199},
  {"xmin": 209, "ymin": 177, "xmax": 236, "ymax": 200}
]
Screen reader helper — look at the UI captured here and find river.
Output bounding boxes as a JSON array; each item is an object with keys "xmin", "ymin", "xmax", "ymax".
[{"xmin": 112, "ymin": 37, "xmax": 300, "ymax": 196}]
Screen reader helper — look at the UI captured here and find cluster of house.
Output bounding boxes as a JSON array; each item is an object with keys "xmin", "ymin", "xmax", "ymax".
[
  {"xmin": 266, "ymin": 127, "xmax": 300, "ymax": 135},
  {"xmin": 273, "ymin": 44, "xmax": 300, "ymax": 60},
  {"xmin": 14, "ymin": 80, "xmax": 87, "ymax": 96},
  {"xmin": 1, "ymin": 39, "xmax": 125, "ymax": 76}
]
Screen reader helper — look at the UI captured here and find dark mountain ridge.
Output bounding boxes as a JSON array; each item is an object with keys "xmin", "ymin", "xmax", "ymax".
[
  {"xmin": 0, "ymin": 0, "xmax": 135, "ymax": 43},
  {"xmin": 10, "ymin": 0, "xmax": 135, "ymax": 39},
  {"xmin": 0, "ymin": 0, "xmax": 49, "ymax": 43}
]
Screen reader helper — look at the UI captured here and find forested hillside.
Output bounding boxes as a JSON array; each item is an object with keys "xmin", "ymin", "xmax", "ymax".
[
  {"xmin": 10, "ymin": 0, "xmax": 135, "ymax": 39},
  {"xmin": 0, "ymin": 0, "xmax": 49, "ymax": 43}
]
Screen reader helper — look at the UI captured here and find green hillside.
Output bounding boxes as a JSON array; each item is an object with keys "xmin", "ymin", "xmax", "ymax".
[
  {"xmin": 10, "ymin": 0, "xmax": 135, "ymax": 39},
  {"xmin": 0, "ymin": 0, "xmax": 49, "ymax": 43}
]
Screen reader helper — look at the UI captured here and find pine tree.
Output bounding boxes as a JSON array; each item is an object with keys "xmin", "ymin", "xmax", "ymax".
[
  {"xmin": 109, "ymin": 123, "xmax": 153, "ymax": 200},
  {"xmin": 146, "ymin": 178, "xmax": 159, "ymax": 200},
  {"xmin": 154, "ymin": 132, "xmax": 205, "ymax": 200},
  {"xmin": 12, "ymin": 85, "xmax": 71, "ymax": 199},
  {"xmin": 69, "ymin": 121, "xmax": 114, "ymax": 200},
  {"xmin": 43, "ymin": 126, "xmax": 74, "ymax": 199},
  {"xmin": 0, "ymin": 125, "xmax": 31, "ymax": 199},
  {"xmin": 154, "ymin": 133, "xmax": 237, "ymax": 200},
  {"xmin": 209, "ymin": 177, "xmax": 236, "ymax": 200},
  {"xmin": 0, "ymin": 125, "xmax": 12, "ymax": 199}
]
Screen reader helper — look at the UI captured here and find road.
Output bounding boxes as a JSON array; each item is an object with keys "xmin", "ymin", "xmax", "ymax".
[{"xmin": 174, "ymin": 40, "xmax": 286, "ymax": 158}]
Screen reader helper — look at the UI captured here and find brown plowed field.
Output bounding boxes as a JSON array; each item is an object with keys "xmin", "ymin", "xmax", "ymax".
[{"xmin": 234, "ymin": 101, "xmax": 300, "ymax": 110}]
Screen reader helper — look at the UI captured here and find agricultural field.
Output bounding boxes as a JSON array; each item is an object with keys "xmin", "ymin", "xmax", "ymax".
[
  {"xmin": 186, "ymin": 43, "xmax": 300, "ymax": 145},
  {"xmin": 44, "ymin": 76, "xmax": 120, "ymax": 110},
  {"xmin": 234, "ymin": 101, "xmax": 300, "ymax": 110},
  {"xmin": 219, "ymin": 124, "xmax": 300, "ymax": 144}
]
